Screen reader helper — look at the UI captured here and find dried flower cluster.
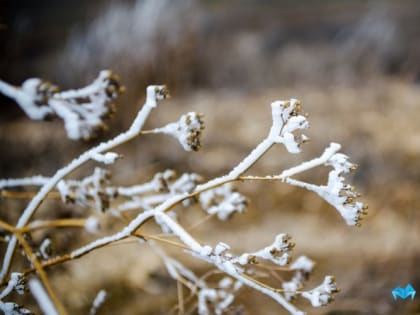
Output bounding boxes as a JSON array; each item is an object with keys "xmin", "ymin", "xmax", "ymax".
[
  {"xmin": 57, "ymin": 167, "xmax": 116, "ymax": 212},
  {"xmin": 0, "ymin": 71, "xmax": 367, "ymax": 315},
  {"xmin": 152, "ymin": 111, "xmax": 205, "ymax": 151},
  {"xmin": 199, "ymin": 183, "xmax": 247, "ymax": 220},
  {"xmin": 0, "ymin": 71, "xmax": 124, "ymax": 140}
]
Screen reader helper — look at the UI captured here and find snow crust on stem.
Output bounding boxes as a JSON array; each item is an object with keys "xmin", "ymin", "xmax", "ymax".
[
  {"xmin": 28, "ymin": 278, "xmax": 59, "ymax": 315},
  {"xmin": 0, "ymin": 86, "xmax": 366, "ymax": 315},
  {"xmin": 0, "ymin": 85, "xmax": 168, "ymax": 281}
]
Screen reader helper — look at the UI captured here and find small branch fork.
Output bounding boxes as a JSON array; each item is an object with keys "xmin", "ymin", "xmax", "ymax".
[{"xmin": 0, "ymin": 82, "xmax": 363, "ymax": 315}]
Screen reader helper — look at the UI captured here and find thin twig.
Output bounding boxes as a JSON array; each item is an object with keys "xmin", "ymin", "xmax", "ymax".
[
  {"xmin": 0, "ymin": 86, "xmax": 167, "ymax": 281},
  {"xmin": 15, "ymin": 233, "xmax": 68, "ymax": 315},
  {"xmin": 0, "ymin": 190, "xmax": 60, "ymax": 199},
  {"xmin": 21, "ymin": 218, "xmax": 87, "ymax": 232},
  {"xmin": 177, "ymin": 280, "xmax": 185, "ymax": 315}
]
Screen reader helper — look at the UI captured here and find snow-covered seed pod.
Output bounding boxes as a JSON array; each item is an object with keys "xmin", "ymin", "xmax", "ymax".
[
  {"xmin": 199, "ymin": 183, "xmax": 247, "ymax": 220},
  {"xmin": 301, "ymin": 276, "xmax": 340, "ymax": 307},
  {"xmin": 153, "ymin": 112, "xmax": 205, "ymax": 151},
  {"xmin": 270, "ymin": 99, "xmax": 309, "ymax": 154}
]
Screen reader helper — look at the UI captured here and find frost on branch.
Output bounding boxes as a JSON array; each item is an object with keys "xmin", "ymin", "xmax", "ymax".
[
  {"xmin": 181, "ymin": 231, "xmax": 338, "ymax": 313},
  {"xmin": 285, "ymin": 143, "xmax": 368, "ymax": 225},
  {"xmin": 156, "ymin": 246, "xmax": 242, "ymax": 315},
  {"xmin": 168, "ymin": 172, "xmax": 203, "ymax": 196},
  {"xmin": 89, "ymin": 290, "xmax": 107, "ymax": 315},
  {"xmin": 198, "ymin": 277, "xmax": 242, "ymax": 315},
  {"xmin": 0, "ymin": 303, "xmax": 33, "ymax": 315},
  {"xmin": 116, "ymin": 169, "xmax": 177, "ymax": 197},
  {"xmin": 0, "ymin": 70, "xmax": 124, "ymax": 140},
  {"xmin": 0, "ymin": 273, "xmax": 26, "ymax": 298},
  {"xmin": 91, "ymin": 152, "xmax": 120, "ymax": 165},
  {"xmin": 28, "ymin": 278, "xmax": 59, "ymax": 315},
  {"xmin": 118, "ymin": 170, "xmax": 203, "ymax": 211},
  {"xmin": 199, "ymin": 183, "xmax": 248, "ymax": 220},
  {"xmin": 57, "ymin": 167, "xmax": 117, "ymax": 212},
  {"xmin": 38, "ymin": 238, "xmax": 52, "ymax": 260},
  {"xmin": 56, "ymin": 168, "xmax": 203, "ymax": 215}
]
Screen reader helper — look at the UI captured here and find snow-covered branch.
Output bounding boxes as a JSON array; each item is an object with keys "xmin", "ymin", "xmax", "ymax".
[
  {"xmin": 0, "ymin": 176, "xmax": 49, "ymax": 189},
  {"xmin": 28, "ymin": 278, "xmax": 58, "ymax": 315},
  {"xmin": 0, "ymin": 84, "xmax": 169, "ymax": 282},
  {"xmin": 0, "ymin": 72, "xmax": 367, "ymax": 315},
  {"xmin": 0, "ymin": 71, "xmax": 124, "ymax": 140}
]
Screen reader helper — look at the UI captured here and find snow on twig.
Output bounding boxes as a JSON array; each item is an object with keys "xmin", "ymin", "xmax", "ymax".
[
  {"xmin": 0, "ymin": 85, "xmax": 169, "ymax": 281},
  {"xmin": 28, "ymin": 278, "xmax": 59, "ymax": 315},
  {"xmin": 0, "ymin": 75, "xmax": 367, "ymax": 315}
]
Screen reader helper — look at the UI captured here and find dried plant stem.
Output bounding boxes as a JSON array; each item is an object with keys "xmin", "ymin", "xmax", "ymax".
[
  {"xmin": 23, "ymin": 218, "xmax": 87, "ymax": 232},
  {"xmin": 0, "ymin": 85, "xmax": 362, "ymax": 314},
  {"xmin": 134, "ymin": 233, "xmax": 190, "ymax": 250},
  {"xmin": 6, "ymin": 232, "xmax": 188, "ymax": 286},
  {"xmin": 0, "ymin": 86, "xmax": 166, "ymax": 281},
  {"xmin": 0, "ymin": 132, "xmax": 339, "ymax": 286},
  {"xmin": 0, "ymin": 218, "xmax": 86, "ymax": 233},
  {"xmin": 240, "ymin": 272, "xmax": 302, "ymax": 295},
  {"xmin": 177, "ymin": 280, "xmax": 185, "ymax": 315},
  {"xmin": 0, "ymin": 190, "xmax": 60, "ymax": 199},
  {"xmin": 0, "ymin": 144, "xmax": 337, "ymax": 314},
  {"xmin": 15, "ymin": 233, "xmax": 68, "ymax": 315},
  {"xmin": 156, "ymin": 213, "xmax": 304, "ymax": 315},
  {"xmin": 0, "ymin": 145, "xmax": 333, "ymax": 284},
  {"xmin": 256, "ymin": 262, "xmax": 293, "ymax": 272},
  {"xmin": 0, "ymin": 220, "xmax": 15, "ymax": 233}
]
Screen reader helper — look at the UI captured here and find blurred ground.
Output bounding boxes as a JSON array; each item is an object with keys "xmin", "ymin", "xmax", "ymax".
[{"xmin": 1, "ymin": 1, "xmax": 420, "ymax": 315}]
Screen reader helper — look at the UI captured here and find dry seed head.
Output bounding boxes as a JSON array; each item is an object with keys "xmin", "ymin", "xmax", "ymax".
[
  {"xmin": 155, "ymin": 85, "xmax": 170, "ymax": 99},
  {"xmin": 246, "ymin": 255, "xmax": 258, "ymax": 264}
]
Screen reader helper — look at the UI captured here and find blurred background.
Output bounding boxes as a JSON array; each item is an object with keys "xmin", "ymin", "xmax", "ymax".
[{"xmin": 1, "ymin": 0, "xmax": 420, "ymax": 314}]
